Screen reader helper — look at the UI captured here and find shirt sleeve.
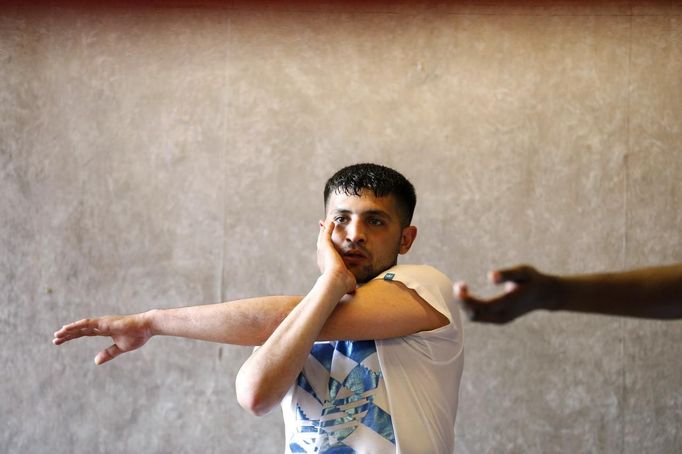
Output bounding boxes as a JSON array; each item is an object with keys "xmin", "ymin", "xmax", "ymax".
[{"xmin": 372, "ymin": 264, "xmax": 459, "ymax": 335}]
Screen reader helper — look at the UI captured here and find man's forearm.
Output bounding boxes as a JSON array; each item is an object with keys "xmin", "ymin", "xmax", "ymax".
[
  {"xmin": 146, "ymin": 296, "xmax": 303, "ymax": 346},
  {"xmin": 555, "ymin": 264, "xmax": 682, "ymax": 319},
  {"xmin": 236, "ymin": 273, "xmax": 348, "ymax": 416}
]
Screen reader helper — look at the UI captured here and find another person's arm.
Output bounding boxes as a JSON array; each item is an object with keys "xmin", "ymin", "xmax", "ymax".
[{"xmin": 455, "ymin": 263, "xmax": 682, "ymax": 324}]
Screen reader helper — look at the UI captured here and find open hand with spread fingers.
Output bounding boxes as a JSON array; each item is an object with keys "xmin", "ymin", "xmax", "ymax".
[
  {"xmin": 455, "ymin": 265, "xmax": 558, "ymax": 324},
  {"xmin": 53, "ymin": 313, "xmax": 154, "ymax": 365}
]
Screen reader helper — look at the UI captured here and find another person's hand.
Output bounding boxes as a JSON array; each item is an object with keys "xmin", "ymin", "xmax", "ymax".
[
  {"xmin": 455, "ymin": 265, "xmax": 558, "ymax": 324},
  {"xmin": 53, "ymin": 313, "xmax": 154, "ymax": 365}
]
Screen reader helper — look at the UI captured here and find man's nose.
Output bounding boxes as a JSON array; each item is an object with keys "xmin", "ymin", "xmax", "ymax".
[{"xmin": 345, "ymin": 220, "xmax": 366, "ymax": 244}]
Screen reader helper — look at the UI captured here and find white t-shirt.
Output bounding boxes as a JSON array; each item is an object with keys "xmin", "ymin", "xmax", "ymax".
[{"xmin": 281, "ymin": 264, "xmax": 464, "ymax": 454}]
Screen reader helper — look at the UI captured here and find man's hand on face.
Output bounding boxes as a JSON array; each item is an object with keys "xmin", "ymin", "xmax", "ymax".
[
  {"xmin": 317, "ymin": 219, "xmax": 357, "ymax": 295},
  {"xmin": 53, "ymin": 313, "xmax": 154, "ymax": 365},
  {"xmin": 454, "ymin": 265, "xmax": 558, "ymax": 324}
]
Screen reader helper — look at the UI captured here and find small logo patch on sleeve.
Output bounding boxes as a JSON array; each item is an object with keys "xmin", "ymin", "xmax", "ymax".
[{"xmin": 384, "ymin": 273, "xmax": 395, "ymax": 281}]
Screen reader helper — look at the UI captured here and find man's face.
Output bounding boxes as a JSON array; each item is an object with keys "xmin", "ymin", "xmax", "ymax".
[{"xmin": 324, "ymin": 189, "xmax": 417, "ymax": 283}]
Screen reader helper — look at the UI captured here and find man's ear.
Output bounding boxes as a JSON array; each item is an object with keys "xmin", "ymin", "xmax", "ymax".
[{"xmin": 399, "ymin": 226, "xmax": 417, "ymax": 254}]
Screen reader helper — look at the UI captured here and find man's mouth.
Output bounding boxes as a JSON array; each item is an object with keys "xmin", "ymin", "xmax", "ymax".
[{"xmin": 342, "ymin": 249, "xmax": 369, "ymax": 263}]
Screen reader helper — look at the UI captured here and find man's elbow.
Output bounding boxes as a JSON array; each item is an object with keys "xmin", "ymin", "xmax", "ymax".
[
  {"xmin": 235, "ymin": 371, "xmax": 276, "ymax": 417},
  {"xmin": 236, "ymin": 393, "xmax": 272, "ymax": 417}
]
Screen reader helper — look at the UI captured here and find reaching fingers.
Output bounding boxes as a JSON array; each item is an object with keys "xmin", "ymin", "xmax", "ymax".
[
  {"xmin": 454, "ymin": 282, "xmax": 504, "ymax": 305},
  {"xmin": 454, "ymin": 281, "xmax": 524, "ymax": 323},
  {"xmin": 504, "ymin": 281, "xmax": 519, "ymax": 293},
  {"xmin": 454, "ymin": 282, "xmax": 477, "ymax": 320},
  {"xmin": 454, "ymin": 282, "xmax": 492, "ymax": 321},
  {"xmin": 53, "ymin": 318, "xmax": 105, "ymax": 345},
  {"xmin": 491, "ymin": 265, "xmax": 536, "ymax": 284},
  {"xmin": 94, "ymin": 344, "xmax": 123, "ymax": 365},
  {"xmin": 453, "ymin": 282, "xmax": 470, "ymax": 301}
]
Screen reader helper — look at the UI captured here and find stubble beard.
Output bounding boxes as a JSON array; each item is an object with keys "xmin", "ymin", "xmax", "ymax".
[{"xmin": 351, "ymin": 239, "xmax": 402, "ymax": 284}]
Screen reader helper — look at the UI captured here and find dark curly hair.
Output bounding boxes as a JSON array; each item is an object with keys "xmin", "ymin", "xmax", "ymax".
[{"xmin": 323, "ymin": 163, "xmax": 417, "ymax": 227}]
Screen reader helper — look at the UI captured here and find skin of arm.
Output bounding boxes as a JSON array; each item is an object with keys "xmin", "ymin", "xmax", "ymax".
[
  {"xmin": 235, "ymin": 271, "xmax": 350, "ymax": 416},
  {"xmin": 455, "ymin": 263, "xmax": 682, "ymax": 324},
  {"xmin": 53, "ymin": 224, "xmax": 447, "ymax": 370},
  {"xmin": 151, "ymin": 278, "xmax": 444, "ymax": 343},
  {"xmin": 52, "ymin": 297, "xmax": 302, "ymax": 365},
  {"xmin": 235, "ymin": 219, "xmax": 448, "ymax": 416},
  {"xmin": 555, "ymin": 264, "xmax": 682, "ymax": 318}
]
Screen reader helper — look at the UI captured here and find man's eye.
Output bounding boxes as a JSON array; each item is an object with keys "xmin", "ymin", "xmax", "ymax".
[
  {"xmin": 334, "ymin": 216, "xmax": 349, "ymax": 223},
  {"xmin": 368, "ymin": 218, "xmax": 384, "ymax": 226}
]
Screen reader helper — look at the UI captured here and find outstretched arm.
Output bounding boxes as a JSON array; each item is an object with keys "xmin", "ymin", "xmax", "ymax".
[
  {"xmin": 52, "ymin": 296, "xmax": 302, "ymax": 365},
  {"xmin": 53, "ymin": 275, "xmax": 445, "ymax": 366},
  {"xmin": 456, "ymin": 263, "xmax": 682, "ymax": 324}
]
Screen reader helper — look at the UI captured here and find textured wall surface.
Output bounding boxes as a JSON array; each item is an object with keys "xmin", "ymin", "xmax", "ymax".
[{"xmin": 1, "ymin": 1, "xmax": 680, "ymax": 453}]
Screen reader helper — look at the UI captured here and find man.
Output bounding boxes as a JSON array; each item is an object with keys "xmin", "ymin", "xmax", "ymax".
[
  {"xmin": 54, "ymin": 163, "xmax": 464, "ymax": 453},
  {"xmin": 456, "ymin": 263, "xmax": 682, "ymax": 324}
]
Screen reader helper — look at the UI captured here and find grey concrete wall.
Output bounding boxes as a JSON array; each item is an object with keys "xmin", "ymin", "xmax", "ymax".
[{"xmin": 1, "ymin": 1, "xmax": 680, "ymax": 453}]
